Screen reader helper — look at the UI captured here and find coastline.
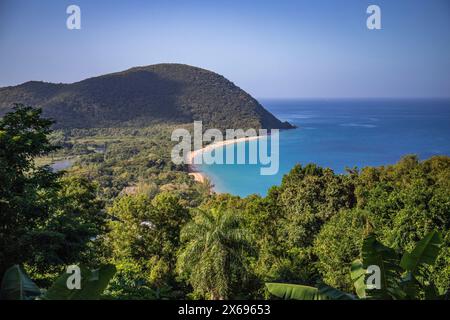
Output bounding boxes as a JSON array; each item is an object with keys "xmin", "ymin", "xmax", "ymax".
[{"xmin": 187, "ymin": 135, "xmax": 265, "ymax": 187}]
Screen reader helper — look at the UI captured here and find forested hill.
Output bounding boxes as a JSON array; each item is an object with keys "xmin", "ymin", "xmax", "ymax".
[{"xmin": 0, "ymin": 63, "xmax": 293, "ymax": 130}]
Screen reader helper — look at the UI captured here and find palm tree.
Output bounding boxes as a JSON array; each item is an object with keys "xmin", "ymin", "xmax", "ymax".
[{"xmin": 176, "ymin": 207, "xmax": 252, "ymax": 299}]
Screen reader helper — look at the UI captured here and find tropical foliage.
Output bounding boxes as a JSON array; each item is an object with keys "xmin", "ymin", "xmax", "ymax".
[
  {"xmin": 177, "ymin": 207, "xmax": 254, "ymax": 299},
  {"xmin": 266, "ymin": 231, "xmax": 448, "ymax": 300},
  {"xmin": 0, "ymin": 264, "xmax": 116, "ymax": 300},
  {"xmin": 0, "ymin": 105, "xmax": 449, "ymax": 300}
]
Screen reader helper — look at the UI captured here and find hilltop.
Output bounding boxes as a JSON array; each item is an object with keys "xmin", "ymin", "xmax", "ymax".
[{"xmin": 0, "ymin": 64, "xmax": 293, "ymax": 130}]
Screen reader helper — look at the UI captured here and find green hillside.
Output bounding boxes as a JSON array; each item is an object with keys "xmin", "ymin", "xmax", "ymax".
[{"xmin": 0, "ymin": 64, "xmax": 293, "ymax": 130}]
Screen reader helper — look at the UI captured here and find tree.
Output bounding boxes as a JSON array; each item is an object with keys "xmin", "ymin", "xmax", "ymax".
[
  {"xmin": 176, "ymin": 207, "xmax": 253, "ymax": 299},
  {"xmin": 28, "ymin": 175, "xmax": 106, "ymax": 272},
  {"xmin": 0, "ymin": 104, "xmax": 106, "ymax": 283},
  {"xmin": 266, "ymin": 231, "xmax": 448, "ymax": 300},
  {"xmin": 256, "ymin": 164, "xmax": 357, "ymax": 286},
  {"xmin": 0, "ymin": 105, "xmax": 59, "ymax": 276},
  {"xmin": 274, "ymin": 164, "xmax": 356, "ymax": 248},
  {"xmin": 313, "ymin": 209, "xmax": 367, "ymax": 291},
  {"xmin": 356, "ymin": 155, "xmax": 450, "ymax": 292},
  {"xmin": 107, "ymin": 192, "xmax": 189, "ymax": 298}
]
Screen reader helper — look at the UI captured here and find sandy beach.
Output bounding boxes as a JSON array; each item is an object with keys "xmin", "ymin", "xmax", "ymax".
[{"xmin": 187, "ymin": 135, "xmax": 265, "ymax": 185}]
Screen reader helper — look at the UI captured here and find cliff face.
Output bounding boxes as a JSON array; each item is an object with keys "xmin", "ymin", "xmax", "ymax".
[{"xmin": 0, "ymin": 63, "xmax": 293, "ymax": 130}]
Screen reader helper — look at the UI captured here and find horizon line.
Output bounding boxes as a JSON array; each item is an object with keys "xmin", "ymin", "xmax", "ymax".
[{"xmin": 257, "ymin": 97, "xmax": 450, "ymax": 100}]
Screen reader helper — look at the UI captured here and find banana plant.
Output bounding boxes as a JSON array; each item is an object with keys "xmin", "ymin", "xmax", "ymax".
[
  {"xmin": 0, "ymin": 265, "xmax": 42, "ymax": 300},
  {"xmin": 43, "ymin": 264, "xmax": 116, "ymax": 300},
  {"xmin": 265, "ymin": 281, "xmax": 357, "ymax": 300},
  {"xmin": 0, "ymin": 264, "xmax": 116, "ymax": 300},
  {"xmin": 358, "ymin": 234, "xmax": 406, "ymax": 299},
  {"xmin": 265, "ymin": 283, "xmax": 328, "ymax": 300},
  {"xmin": 399, "ymin": 230, "xmax": 443, "ymax": 299},
  {"xmin": 358, "ymin": 230, "xmax": 444, "ymax": 299},
  {"xmin": 350, "ymin": 259, "xmax": 366, "ymax": 299},
  {"xmin": 266, "ymin": 230, "xmax": 447, "ymax": 300}
]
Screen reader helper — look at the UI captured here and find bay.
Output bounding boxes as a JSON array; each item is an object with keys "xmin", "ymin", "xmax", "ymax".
[{"xmin": 199, "ymin": 99, "xmax": 450, "ymax": 197}]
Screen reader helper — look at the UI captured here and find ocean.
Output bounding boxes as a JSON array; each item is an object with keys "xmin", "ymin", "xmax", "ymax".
[{"xmin": 198, "ymin": 99, "xmax": 450, "ymax": 197}]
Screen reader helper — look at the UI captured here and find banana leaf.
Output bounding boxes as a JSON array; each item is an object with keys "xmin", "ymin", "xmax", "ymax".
[
  {"xmin": 361, "ymin": 235, "xmax": 403, "ymax": 299},
  {"xmin": 43, "ymin": 264, "xmax": 116, "ymax": 300},
  {"xmin": 317, "ymin": 282, "xmax": 357, "ymax": 300},
  {"xmin": 350, "ymin": 259, "xmax": 366, "ymax": 299},
  {"xmin": 400, "ymin": 230, "xmax": 442, "ymax": 275},
  {"xmin": 0, "ymin": 265, "xmax": 41, "ymax": 300},
  {"xmin": 266, "ymin": 283, "xmax": 329, "ymax": 300}
]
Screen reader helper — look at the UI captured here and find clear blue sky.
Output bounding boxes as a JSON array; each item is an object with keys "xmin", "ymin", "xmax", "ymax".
[{"xmin": 0, "ymin": 0, "xmax": 449, "ymax": 98}]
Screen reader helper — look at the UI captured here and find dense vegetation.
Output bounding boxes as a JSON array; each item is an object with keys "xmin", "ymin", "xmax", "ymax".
[
  {"xmin": 0, "ymin": 64, "xmax": 293, "ymax": 131},
  {"xmin": 0, "ymin": 105, "xmax": 448, "ymax": 300},
  {"xmin": 267, "ymin": 230, "xmax": 446, "ymax": 300}
]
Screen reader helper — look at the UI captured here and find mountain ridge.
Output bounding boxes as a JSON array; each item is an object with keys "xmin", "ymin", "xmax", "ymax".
[{"xmin": 0, "ymin": 63, "xmax": 294, "ymax": 131}]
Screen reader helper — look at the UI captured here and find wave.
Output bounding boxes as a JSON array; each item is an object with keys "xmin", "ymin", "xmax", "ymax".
[{"xmin": 340, "ymin": 123, "xmax": 377, "ymax": 128}]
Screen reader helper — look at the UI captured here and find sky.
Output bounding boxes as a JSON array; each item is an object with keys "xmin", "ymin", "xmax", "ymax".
[{"xmin": 0, "ymin": 0, "xmax": 449, "ymax": 98}]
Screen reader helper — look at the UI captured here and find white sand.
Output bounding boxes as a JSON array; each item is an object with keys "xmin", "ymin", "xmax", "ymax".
[{"xmin": 187, "ymin": 135, "xmax": 265, "ymax": 184}]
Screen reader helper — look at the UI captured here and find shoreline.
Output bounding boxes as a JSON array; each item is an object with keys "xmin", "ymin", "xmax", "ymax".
[{"xmin": 187, "ymin": 135, "xmax": 265, "ymax": 187}]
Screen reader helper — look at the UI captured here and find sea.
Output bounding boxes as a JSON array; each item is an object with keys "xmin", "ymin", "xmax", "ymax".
[{"xmin": 198, "ymin": 99, "xmax": 450, "ymax": 197}]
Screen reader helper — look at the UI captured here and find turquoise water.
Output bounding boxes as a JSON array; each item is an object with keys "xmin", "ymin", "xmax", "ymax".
[{"xmin": 199, "ymin": 99, "xmax": 450, "ymax": 197}]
